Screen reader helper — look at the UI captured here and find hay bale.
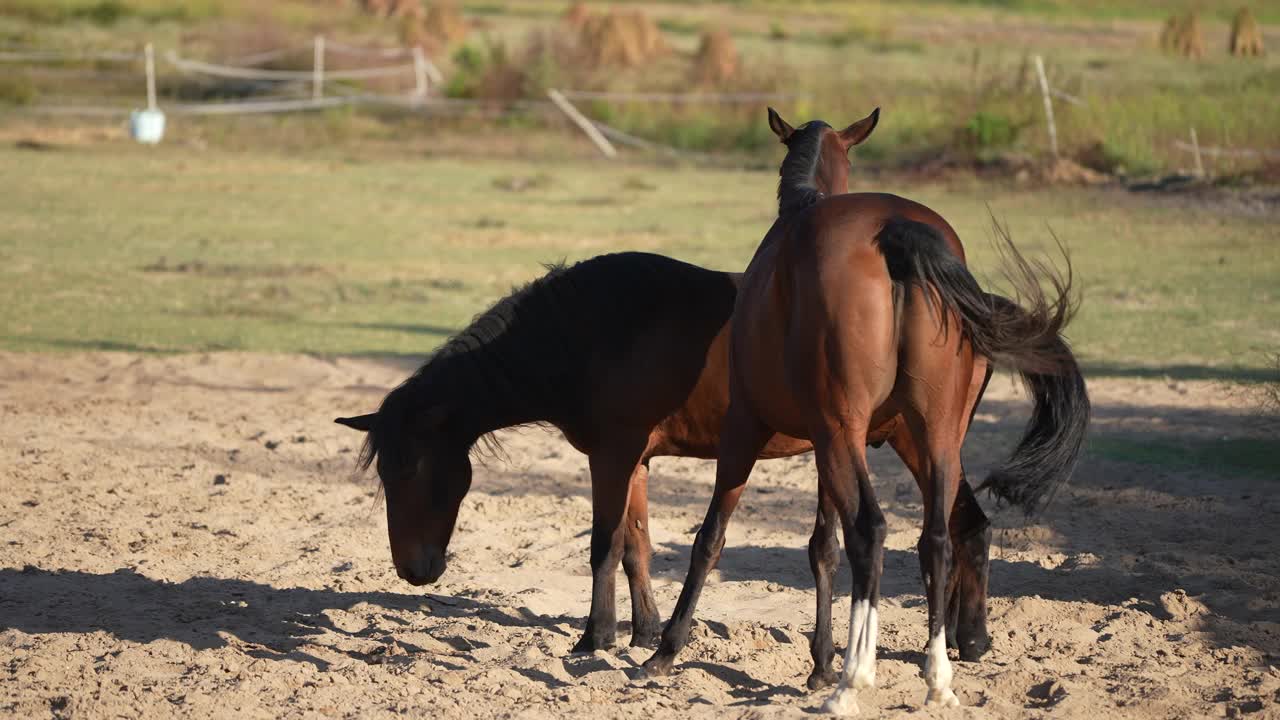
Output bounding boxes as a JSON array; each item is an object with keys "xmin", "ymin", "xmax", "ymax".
[
  {"xmin": 579, "ymin": 10, "xmax": 667, "ymax": 67},
  {"xmin": 1158, "ymin": 15, "xmax": 1178, "ymax": 52},
  {"xmin": 1160, "ymin": 12, "xmax": 1205, "ymax": 59},
  {"xmin": 359, "ymin": 0, "xmax": 420, "ymax": 18},
  {"xmin": 563, "ymin": 2, "xmax": 591, "ymax": 31},
  {"xmin": 399, "ymin": 15, "xmax": 442, "ymax": 55},
  {"xmin": 1230, "ymin": 7, "xmax": 1266, "ymax": 57},
  {"xmin": 691, "ymin": 30, "xmax": 738, "ymax": 85},
  {"xmin": 425, "ymin": 2, "xmax": 468, "ymax": 46}
]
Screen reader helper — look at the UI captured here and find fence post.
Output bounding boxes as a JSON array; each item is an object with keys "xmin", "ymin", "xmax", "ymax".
[
  {"xmin": 312, "ymin": 35, "xmax": 325, "ymax": 101},
  {"xmin": 144, "ymin": 42, "xmax": 157, "ymax": 111},
  {"xmin": 547, "ymin": 88, "xmax": 617, "ymax": 159},
  {"xmin": 1033, "ymin": 55, "xmax": 1058, "ymax": 159},
  {"xmin": 1190, "ymin": 127, "xmax": 1205, "ymax": 178},
  {"xmin": 412, "ymin": 46, "xmax": 427, "ymax": 100}
]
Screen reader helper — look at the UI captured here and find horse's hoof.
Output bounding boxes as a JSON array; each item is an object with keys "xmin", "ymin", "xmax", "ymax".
[
  {"xmin": 957, "ymin": 634, "xmax": 990, "ymax": 662},
  {"xmin": 924, "ymin": 688, "xmax": 961, "ymax": 708},
  {"xmin": 640, "ymin": 654, "xmax": 674, "ymax": 678},
  {"xmin": 821, "ymin": 687, "xmax": 860, "ymax": 716},
  {"xmin": 570, "ymin": 634, "xmax": 614, "ymax": 654},
  {"xmin": 806, "ymin": 669, "xmax": 838, "ymax": 691},
  {"xmin": 629, "ymin": 631, "xmax": 660, "ymax": 650}
]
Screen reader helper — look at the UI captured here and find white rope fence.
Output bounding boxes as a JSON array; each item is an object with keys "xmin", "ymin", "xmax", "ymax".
[
  {"xmin": 1173, "ymin": 140, "xmax": 1280, "ymax": 160},
  {"xmin": 164, "ymin": 50, "xmax": 419, "ymax": 81},
  {"xmin": 558, "ymin": 90, "xmax": 803, "ymax": 104},
  {"xmin": 0, "ymin": 49, "xmax": 139, "ymax": 63}
]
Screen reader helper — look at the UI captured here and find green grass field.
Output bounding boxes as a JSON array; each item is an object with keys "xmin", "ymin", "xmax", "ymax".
[{"xmin": 1, "ymin": 142, "xmax": 1276, "ymax": 380}]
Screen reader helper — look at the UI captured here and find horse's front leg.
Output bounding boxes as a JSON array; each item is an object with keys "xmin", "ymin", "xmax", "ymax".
[
  {"xmin": 806, "ymin": 488, "xmax": 840, "ymax": 690},
  {"xmin": 573, "ymin": 440, "xmax": 646, "ymax": 653},
  {"xmin": 640, "ymin": 404, "xmax": 772, "ymax": 676}
]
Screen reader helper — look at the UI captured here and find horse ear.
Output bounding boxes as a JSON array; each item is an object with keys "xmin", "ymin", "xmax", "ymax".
[
  {"xmin": 335, "ymin": 413, "xmax": 377, "ymax": 432},
  {"xmin": 767, "ymin": 107, "xmax": 794, "ymax": 142},
  {"xmin": 838, "ymin": 107, "xmax": 880, "ymax": 149}
]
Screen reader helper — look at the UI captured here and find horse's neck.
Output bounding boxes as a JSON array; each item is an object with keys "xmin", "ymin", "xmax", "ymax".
[
  {"xmin": 430, "ymin": 340, "xmax": 555, "ymax": 441},
  {"xmin": 779, "ymin": 161, "xmax": 846, "ymax": 216},
  {"xmin": 779, "ymin": 185, "xmax": 824, "ymax": 216}
]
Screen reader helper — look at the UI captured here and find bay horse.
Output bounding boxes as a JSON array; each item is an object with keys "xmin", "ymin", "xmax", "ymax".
[{"xmin": 639, "ymin": 108, "xmax": 1089, "ymax": 715}]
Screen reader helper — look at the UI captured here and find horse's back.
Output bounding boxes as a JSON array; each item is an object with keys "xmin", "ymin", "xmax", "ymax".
[
  {"xmin": 560, "ymin": 253, "xmax": 740, "ymax": 445},
  {"xmin": 801, "ymin": 193, "xmax": 964, "ymax": 260}
]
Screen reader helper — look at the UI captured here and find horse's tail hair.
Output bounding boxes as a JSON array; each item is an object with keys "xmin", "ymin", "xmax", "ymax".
[{"xmin": 875, "ymin": 216, "xmax": 1090, "ymax": 516}]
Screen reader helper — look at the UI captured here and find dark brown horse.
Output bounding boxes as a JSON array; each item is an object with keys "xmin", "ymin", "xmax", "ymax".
[
  {"xmin": 639, "ymin": 109, "xmax": 1089, "ymax": 715},
  {"xmin": 335, "ymin": 253, "xmax": 808, "ymax": 654}
]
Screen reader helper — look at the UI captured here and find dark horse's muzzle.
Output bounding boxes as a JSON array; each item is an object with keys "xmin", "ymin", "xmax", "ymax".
[{"xmin": 396, "ymin": 545, "xmax": 447, "ymax": 586}]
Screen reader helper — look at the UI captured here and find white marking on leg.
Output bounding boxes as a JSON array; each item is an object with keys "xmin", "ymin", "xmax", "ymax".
[
  {"xmin": 852, "ymin": 606, "xmax": 877, "ymax": 689},
  {"xmin": 922, "ymin": 627, "xmax": 960, "ymax": 707},
  {"xmin": 822, "ymin": 599, "xmax": 877, "ymax": 715}
]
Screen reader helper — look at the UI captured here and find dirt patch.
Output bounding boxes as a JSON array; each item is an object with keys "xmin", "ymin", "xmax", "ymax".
[{"xmin": 1, "ymin": 352, "xmax": 1277, "ymax": 718}]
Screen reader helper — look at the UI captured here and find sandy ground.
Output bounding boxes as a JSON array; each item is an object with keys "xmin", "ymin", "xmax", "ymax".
[{"xmin": 2, "ymin": 352, "xmax": 1278, "ymax": 719}]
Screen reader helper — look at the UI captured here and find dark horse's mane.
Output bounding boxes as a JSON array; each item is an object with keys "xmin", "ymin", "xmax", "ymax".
[
  {"xmin": 355, "ymin": 261, "xmax": 574, "ymax": 474},
  {"xmin": 777, "ymin": 120, "xmax": 833, "ymax": 217},
  {"xmin": 355, "ymin": 252, "xmax": 731, "ymax": 477}
]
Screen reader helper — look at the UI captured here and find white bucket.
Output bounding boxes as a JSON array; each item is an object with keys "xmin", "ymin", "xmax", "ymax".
[{"xmin": 130, "ymin": 109, "xmax": 166, "ymax": 144}]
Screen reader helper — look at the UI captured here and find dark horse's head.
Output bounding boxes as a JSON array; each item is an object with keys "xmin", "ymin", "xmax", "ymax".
[
  {"xmin": 335, "ymin": 393, "xmax": 471, "ymax": 586},
  {"xmin": 767, "ymin": 106, "xmax": 879, "ymax": 215},
  {"xmin": 332, "ymin": 268, "xmax": 568, "ymax": 587}
]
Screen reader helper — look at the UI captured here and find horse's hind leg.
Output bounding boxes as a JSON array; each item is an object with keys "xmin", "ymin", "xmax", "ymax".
[
  {"xmin": 622, "ymin": 459, "xmax": 661, "ymax": 648},
  {"xmin": 889, "ymin": 425, "xmax": 986, "ymax": 658},
  {"xmin": 949, "ymin": 478, "xmax": 991, "ymax": 661},
  {"xmin": 820, "ymin": 431, "xmax": 887, "ymax": 717},
  {"xmin": 806, "ymin": 487, "xmax": 840, "ymax": 690},
  {"xmin": 573, "ymin": 439, "xmax": 647, "ymax": 653},
  {"xmin": 920, "ymin": 450, "xmax": 963, "ymax": 708},
  {"xmin": 641, "ymin": 403, "xmax": 772, "ymax": 677},
  {"xmin": 948, "ymin": 358, "xmax": 994, "ymax": 661}
]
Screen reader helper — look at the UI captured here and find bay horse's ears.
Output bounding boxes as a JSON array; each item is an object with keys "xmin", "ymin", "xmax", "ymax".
[
  {"xmin": 335, "ymin": 413, "xmax": 377, "ymax": 432},
  {"xmin": 767, "ymin": 107, "xmax": 795, "ymax": 143},
  {"xmin": 838, "ymin": 107, "xmax": 880, "ymax": 149}
]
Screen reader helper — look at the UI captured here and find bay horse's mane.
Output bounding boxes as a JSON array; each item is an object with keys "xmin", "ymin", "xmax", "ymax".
[
  {"xmin": 777, "ymin": 120, "xmax": 833, "ymax": 217},
  {"xmin": 356, "ymin": 252, "xmax": 729, "ymax": 476}
]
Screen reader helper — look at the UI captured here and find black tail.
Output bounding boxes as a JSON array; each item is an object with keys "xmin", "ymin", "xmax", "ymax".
[
  {"xmin": 978, "ymin": 294, "xmax": 1090, "ymax": 515},
  {"xmin": 875, "ymin": 216, "xmax": 1091, "ymax": 515}
]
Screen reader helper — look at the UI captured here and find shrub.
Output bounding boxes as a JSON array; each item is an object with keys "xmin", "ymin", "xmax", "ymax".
[
  {"xmin": 74, "ymin": 0, "xmax": 129, "ymax": 25},
  {"xmin": 964, "ymin": 111, "xmax": 1019, "ymax": 148}
]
